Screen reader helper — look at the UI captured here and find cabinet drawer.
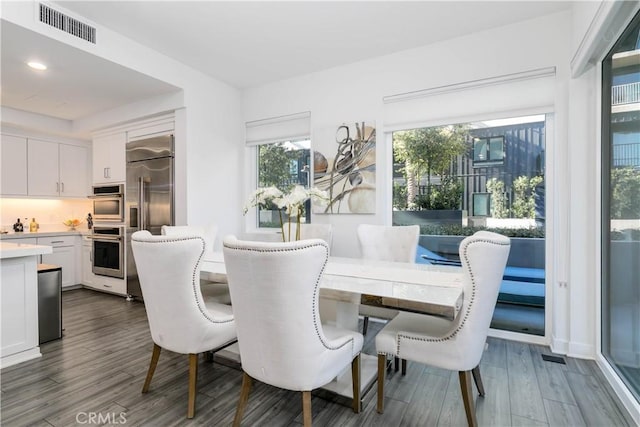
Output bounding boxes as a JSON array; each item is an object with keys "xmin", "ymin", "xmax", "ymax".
[
  {"xmin": 86, "ymin": 278, "xmax": 126, "ymax": 296},
  {"xmin": 37, "ymin": 236, "xmax": 75, "ymax": 247}
]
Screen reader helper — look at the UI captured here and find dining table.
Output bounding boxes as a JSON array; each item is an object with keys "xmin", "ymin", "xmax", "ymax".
[{"xmin": 200, "ymin": 251, "xmax": 464, "ymax": 401}]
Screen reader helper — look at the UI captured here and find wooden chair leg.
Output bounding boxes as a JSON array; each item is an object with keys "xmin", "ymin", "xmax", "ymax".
[
  {"xmin": 459, "ymin": 370, "xmax": 478, "ymax": 427},
  {"xmin": 351, "ymin": 354, "xmax": 361, "ymax": 413},
  {"xmin": 363, "ymin": 316, "xmax": 369, "ymax": 335},
  {"xmin": 401, "ymin": 359, "xmax": 407, "ymax": 376},
  {"xmin": 187, "ymin": 353, "xmax": 198, "ymax": 419},
  {"xmin": 302, "ymin": 391, "xmax": 312, "ymax": 427},
  {"xmin": 233, "ymin": 372, "xmax": 253, "ymax": 427},
  {"xmin": 142, "ymin": 344, "xmax": 161, "ymax": 393},
  {"xmin": 377, "ymin": 353, "xmax": 386, "ymax": 414},
  {"xmin": 471, "ymin": 365, "xmax": 485, "ymax": 396}
]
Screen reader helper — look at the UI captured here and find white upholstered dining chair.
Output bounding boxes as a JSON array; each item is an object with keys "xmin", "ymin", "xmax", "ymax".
[
  {"xmin": 356, "ymin": 224, "xmax": 420, "ymax": 334},
  {"xmin": 282, "ymin": 223, "xmax": 333, "ymax": 250},
  {"xmin": 131, "ymin": 231, "xmax": 237, "ymax": 419},
  {"xmin": 161, "ymin": 224, "xmax": 230, "ymax": 304},
  {"xmin": 375, "ymin": 231, "xmax": 511, "ymax": 427},
  {"xmin": 222, "ymin": 236, "xmax": 364, "ymax": 427}
]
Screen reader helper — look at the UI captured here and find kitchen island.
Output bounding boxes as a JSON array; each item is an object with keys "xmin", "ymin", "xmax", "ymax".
[{"xmin": 1, "ymin": 242, "xmax": 53, "ymax": 368}]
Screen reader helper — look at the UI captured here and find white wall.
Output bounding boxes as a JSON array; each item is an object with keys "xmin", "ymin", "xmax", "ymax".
[
  {"xmin": 1, "ymin": 2, "xmax": 245, "ymax": 246},
  {"xmin": 243, "ymin": 10, "xmax": 572, "ymax": 261}
]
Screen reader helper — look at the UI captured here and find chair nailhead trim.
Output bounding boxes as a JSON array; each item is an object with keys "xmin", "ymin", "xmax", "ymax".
[
  {"xmin": 224, "ymin": 240, "xmax": 353, "ymax": 352},
  {"xmin": 132, "ymin": 235, "xmax": 233, "ymax": 325},
  {"xmin": 395, "ymin": 238, "xmax": 510, "ymax": 353}
]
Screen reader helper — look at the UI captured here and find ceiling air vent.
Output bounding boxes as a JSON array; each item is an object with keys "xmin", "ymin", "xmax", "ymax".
[{"xmin": 39, "ymin": 3, "xmax": 96, "ymax": 44}]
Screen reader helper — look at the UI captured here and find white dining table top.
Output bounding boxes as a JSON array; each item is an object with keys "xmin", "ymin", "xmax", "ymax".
[{"xmin": 201, "ymin": 252, "xmax": 464, "ymax": 320}]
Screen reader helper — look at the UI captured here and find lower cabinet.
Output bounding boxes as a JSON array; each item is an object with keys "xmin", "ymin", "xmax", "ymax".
[{"xmin": 37, "ymin": 236, "xmax": 77, "ymax": 289}]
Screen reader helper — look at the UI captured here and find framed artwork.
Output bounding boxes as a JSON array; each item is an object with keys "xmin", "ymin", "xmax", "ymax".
[{"xmin": 313, "ymin": 121, "xmax": 376, "ymax": 214}]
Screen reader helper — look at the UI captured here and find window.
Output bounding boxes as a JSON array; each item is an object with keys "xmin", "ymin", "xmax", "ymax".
[
  {"xmin": 256, "ymin": 139, "xmax": 311, "ymax": 228},
  {"xmin": 472, "ymin": 193, "xmax": 490, "ymax": 216},
  {"xmin": 473, "ymin": 136, "xmax": 504, "ymax": 166},
  {"xmin": 245, "ymin": 112, "xmax": 311, "ymax": 229},
  {"xmin": 391, "ymin": 114, "xmax": 546, "ymax": 336}
]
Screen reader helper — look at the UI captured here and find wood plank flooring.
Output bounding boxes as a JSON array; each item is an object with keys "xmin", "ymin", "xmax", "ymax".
[{"xmin": 0, "ymin": 289, "xmax": 633, "ymax": 426}]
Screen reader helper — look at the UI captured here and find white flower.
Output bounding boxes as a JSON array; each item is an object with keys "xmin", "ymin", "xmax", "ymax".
[{"xmin": 243, "ymin": 186, "xmax": 283, "ymax": 214}]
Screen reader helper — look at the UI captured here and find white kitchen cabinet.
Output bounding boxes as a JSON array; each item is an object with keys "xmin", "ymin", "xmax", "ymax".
[
  {"xmin": 81, "ymin": 236, "xmax": 96, "ymax": 286},
  {"xmin": 27, "ymin": 139, "xmax": 89, "ymax": 197},
  {"xmin": 92, "ymin": 133, "xmax": 126, "ymax": 184},
  {"xmin": 0, "ymin": 134, "xmax": 28, "ymax": 196},
  {"xmin": 37, "ymin": 236, "xmax": 77, "ymax": 289},
  {"xmin": 59, "ymin": 144, "xmax": 89, "ymax": 197},
  {"xmin": 27, "ymin": 139, "xmax": 59, "ymax": 197}
]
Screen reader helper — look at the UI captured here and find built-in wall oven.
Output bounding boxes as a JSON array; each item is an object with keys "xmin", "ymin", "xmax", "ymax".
[
  {"xmin": 90, "ymin": 226, "xmax": 124, "ymax": 279},
  {"xmin": 89, "ymin": 184, "xmax": 124, "ymax": 222}
]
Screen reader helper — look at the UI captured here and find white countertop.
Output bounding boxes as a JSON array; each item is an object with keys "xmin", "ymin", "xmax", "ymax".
[
  {"xmin": 0, "ymin": 242, "xmax": 53, "ymax": 259},
  {"xmin": 0, "ymin": 230, "xmax": 89, "ymax": 240}
]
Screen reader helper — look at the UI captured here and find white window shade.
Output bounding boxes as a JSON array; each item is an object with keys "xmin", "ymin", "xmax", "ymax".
[
  {"xmin": 383, "ymin": 67, "xmax": 556, "ymax": 132},
  {"xmin": 245, "ymin": 111, "xmax": 311, "ymax": 146}
]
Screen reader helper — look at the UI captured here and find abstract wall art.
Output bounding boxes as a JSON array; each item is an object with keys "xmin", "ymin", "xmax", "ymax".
[{"xmin": 313, "ymin": 121, "xmax": 376, "ymax": 214}]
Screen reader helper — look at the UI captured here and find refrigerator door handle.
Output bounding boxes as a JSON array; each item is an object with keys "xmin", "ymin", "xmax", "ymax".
[{"xmin": 138, "ymin": 176, "xmax": 145, "ymax": 231}]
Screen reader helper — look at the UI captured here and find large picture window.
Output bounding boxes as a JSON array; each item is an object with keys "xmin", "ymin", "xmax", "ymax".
[{"xmin": 392, "ymin": 114, "xmax": 546, "ymax": 336}]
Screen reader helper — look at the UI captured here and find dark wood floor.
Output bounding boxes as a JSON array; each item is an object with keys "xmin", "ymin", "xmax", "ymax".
[{"xmin": 0, "ymin": 289, "xmax": 633, "ymax": 426}]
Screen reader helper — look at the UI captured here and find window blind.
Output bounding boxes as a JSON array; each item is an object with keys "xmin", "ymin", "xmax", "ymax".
[
  {"xmin": 383, "ymin": 67, "xmax": 556, "ymax": 132},
  {"xmin": 245, "ymin": 111, "xmax": 311, "ymax": 146}
]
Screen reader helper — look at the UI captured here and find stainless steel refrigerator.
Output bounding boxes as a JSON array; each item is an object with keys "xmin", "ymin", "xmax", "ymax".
[{"xmin": 125, "ymin": 134, "xmax": 174, "ymax": 299}]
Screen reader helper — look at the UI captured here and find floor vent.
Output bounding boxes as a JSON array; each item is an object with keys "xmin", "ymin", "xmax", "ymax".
[
  {"xmin": 541, "ymin": 354, "xmax": 566, "ymax": 364},
  {"xmin": 39, "ymin": 3, "xmax": 96, "ymax": 44}
]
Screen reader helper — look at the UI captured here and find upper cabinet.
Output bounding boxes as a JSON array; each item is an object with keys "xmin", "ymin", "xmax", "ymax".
[
  {"xmin": 92, "ymin": 133, "xmax": 126, "ymax": 184},
  {"xmin": 0, "ymin": 134, "xmax": 28, "ymax": 196},
  {"xmin": 27, "ymin": 139, "xmax": 89, "ymax": 197}
]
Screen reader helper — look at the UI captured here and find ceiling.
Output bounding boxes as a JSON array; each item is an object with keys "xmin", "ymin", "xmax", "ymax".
[
  {"xmin": 0, "ymin": 20, "xmax": 179, "ymax": 121},
  {"xmin": 1, "ymin": 1, "xmax": 572, "ymax": 122}
]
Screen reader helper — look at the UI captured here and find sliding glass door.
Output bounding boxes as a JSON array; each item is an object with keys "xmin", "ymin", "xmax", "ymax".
[{"xmin": 602, "ymin": 10, "xmax": 640, "ymax": 402}]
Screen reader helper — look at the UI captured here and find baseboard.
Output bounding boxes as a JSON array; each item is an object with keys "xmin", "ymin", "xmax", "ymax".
[
  {"xmin": 551, "ymin": 335, "xmax": 569, "ymax": 355},
  {"xmin": 568, "ymin": 341, "xmax": 595, "ymax": 359}
]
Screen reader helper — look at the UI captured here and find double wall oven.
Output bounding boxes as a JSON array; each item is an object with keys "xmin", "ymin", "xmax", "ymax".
[{"xmin": 89, "ymin": 184, "xmax": 125, "ymax": 279}]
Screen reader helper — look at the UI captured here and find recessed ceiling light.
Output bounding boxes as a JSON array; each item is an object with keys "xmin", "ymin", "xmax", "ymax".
[{"xmin": 27, "ymin": 61, "xmax": 47, "ymax": 71}]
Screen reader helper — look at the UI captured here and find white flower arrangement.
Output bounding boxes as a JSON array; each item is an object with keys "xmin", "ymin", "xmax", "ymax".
[{"xmin": 244, "ymin": 185, "xmax": 329, "ymax": 241}]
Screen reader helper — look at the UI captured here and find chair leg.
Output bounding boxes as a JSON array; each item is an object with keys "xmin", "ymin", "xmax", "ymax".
[
  {"xmin": 459, "ymin": 370, "xmax": 478, "ymax": 427},
  {"xmin": 471, "ymin": 365, "xmax": 485, "ymax": 396},
  {"xmin": 233, "ymin": 372, "xmax": 253, "ymax": 427},
  {"xmin": 394, "ymin": 356, "xmax": 399, "ymax": 372},
  {"xmin": 351, "ymin": 354, "xmax": 361, "ymax": 413},
  {"xmin": 363, "ymin": 316, "xmax": 369, "ymax": 335},
  {"xmin": 302, "ymin": 391, "xmax": 312, "ymax": 427},
  {"xmin": 401, "ymin": 359, "xmax": 407, "ymax": 376},
  {"xmin": 187, "ymin": 353, "xmax": 198, "ymax": 419},
  {"xmin": 142, "ymin": 344, "xmax": 161, "ymax": 393},
  {"xmin": 377, "ymin": 354, "xmax": 386, "ymax": 414}
]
